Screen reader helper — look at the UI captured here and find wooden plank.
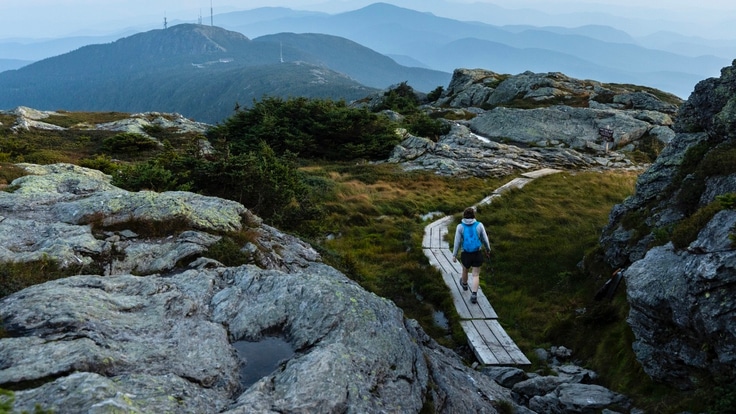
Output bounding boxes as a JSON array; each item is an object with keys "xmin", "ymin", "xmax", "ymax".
[
  {"xmin": 461, "ymin": 320, "xmax": 500, "ymax": 365},
  {"xmin": 476, "ymin": 193, "xmax": 502, "ymax": 207},
  {"xmin": 421, "ymin": 171, "xmax": 555, "ymax": 367},
  {"xmin": 438, "ymin": 264, "xmax": 478, "ymax": 319},
  {"xmin": 521, "ymin": 168, "xmax": 561, "ymax": 179},
  {"xmin": 429, "ymin": 248, "xmax": 498, "ymax": 319},
  {"xmin": 468, "ymin": 319, "xmax": 515, "ymax": 365},
  {"xmin": 482, "ymin": 320, "xmax": 531, "ymax": 366},
  {"xmin": 472, "ymin": 287, "xmax": 498, "ymax": 319},
  {"xmin": 424, "ymin": 220, "xmax": 452, "ymax": 249},
  {"xmin": 493, "ymin": 177, "xmax": 532, "ymax": 195}
]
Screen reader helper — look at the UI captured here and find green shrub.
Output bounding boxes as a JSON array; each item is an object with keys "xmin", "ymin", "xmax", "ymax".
[
  {"xmin": 112, "ymin": 160, "xmax": 180, "ymax": 192},
  {"xmin": 404, "ymin": 112, "xmax": 451, "ymax": 141},
  {"xmin": 205, "ymin": 237, "xmax": 252, "ymax": 267},
  {"xmin": 719, "ymin": 193, "xmax": 736, "ymax": 209},
  {"xmin": 208, "ymin": 96, "xmax": 400, "ymax": 161},
  {"xmin": 700, "ymin": 141, "xmax": 736, "ymax": 177},
  {"xmin": 21, "ymin": 149, "xmax": 67, "ymax": 165},
  {"xmin": 671, "ymin": 201, "xmax": 723, "ymax": 250},
  {"xmin": 0, "ymin": 163, "xmax": 28, "ymax": 186},
  {"xmin": 0, "ymin": 257, "xmax": 87, "ymax": 299},
  {"xmin": 102, "ymin": 132, "xmax": 159, "ymax": 154},
  {"xmin": 78, "ymin": 154, "xmax": 120, "ymax": 175},
  {"xmin": 426, "ymin": 86, "xmax": 444, "ymax": 102},
  {"xmin": 0, "ymin": 389, "xmax": 12, "ymax": 412},
  {"xmin": 142, "ymin": 124, "xmax": 165, "ymax": 136},
  {"xmin": 0, "ymin": 138, "xmax": 36, "ymax": 160},
  {"xmin": 374, "ymin": 81, "xmax": 420, "ymax": 114}
]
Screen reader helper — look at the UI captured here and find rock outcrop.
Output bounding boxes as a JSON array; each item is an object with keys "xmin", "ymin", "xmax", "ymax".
[
  {"xmin": 599, "ymin": 60, "xmax": 736, "ymax": 389},
  {"xmin": 388, "ymin": 123, "xmax": 637, "ymax": 178},
  {"xmin": 1, "ymin": 106, "xmax": 210, "ymax": 136},
  {"xmin": 438, "ymin": 69, "xmax": 679, "ymax": 152},
  {"xmin": 387, "ymin": 69, "xmax": 680, "ymax": 177},
  {"xmin": 0, "ymin": 163, "xmax": 520, "ymax": 413}
]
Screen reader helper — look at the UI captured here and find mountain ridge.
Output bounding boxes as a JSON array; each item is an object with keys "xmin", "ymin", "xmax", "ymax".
[
  {"xmin": 2, "ymin": 2, "xmax": 732, "ymax": 99},
  {"xmin": 0, "ymin": 24, "xmax": 451, "ymax": 123},
  {"xmin": 216, "ymin": 3, "xmax": 731, "ymax": 98}
]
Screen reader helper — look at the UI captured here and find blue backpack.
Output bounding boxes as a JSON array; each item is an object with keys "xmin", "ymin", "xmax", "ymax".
[{"xmin": 462, "ymin": 222, "xmax": 481, "ymax": 252}]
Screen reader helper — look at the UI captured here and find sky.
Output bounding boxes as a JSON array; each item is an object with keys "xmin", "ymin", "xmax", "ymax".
[{"xmin": 1, "ymin": 0, "xmax": 736, "ymax": 40}]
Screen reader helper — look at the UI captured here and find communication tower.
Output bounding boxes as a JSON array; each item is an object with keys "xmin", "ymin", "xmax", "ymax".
[
  {"xmin": 210, "ymin": 0, "xmax": 214, "ymax": 26},
  {"xmin": 163, "ymin": 13, "xmax": 167, "ymax": 29}
]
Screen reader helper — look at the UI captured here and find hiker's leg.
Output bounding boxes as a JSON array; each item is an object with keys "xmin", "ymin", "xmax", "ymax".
[
  {"xmin": 461, "ymin": 266, "xmax": 469, "ymax": 285},
  {"xmin": 471, "ymin": 266, "xmax": 481, "ymax": 292}
]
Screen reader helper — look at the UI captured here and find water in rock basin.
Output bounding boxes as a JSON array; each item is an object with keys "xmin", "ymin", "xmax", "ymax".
[{"xmin": 233, "ymin": 337, "xmax": 295, "ymax": 388}]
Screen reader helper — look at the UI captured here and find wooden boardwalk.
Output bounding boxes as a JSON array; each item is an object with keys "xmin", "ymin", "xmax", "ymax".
[{"xmin": 422, "ymin": 169, "xmax": 560, "ymax": 366}]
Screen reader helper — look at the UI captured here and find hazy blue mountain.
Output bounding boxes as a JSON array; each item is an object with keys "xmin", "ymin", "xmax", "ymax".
[
  {"xmin": 215, "ymin": 2, "xmax": 731, "ymax": 98},
  {"xmin": 636, "ymin": 31, "xmax": 736, "ymax": 59},
  {"xmin": 0, "ymin": 24, "xmax": 389, "ymax": 123},
  {"xmin": 0, "ymin": 32, "xmax": 138, "ymax": 61},
  {"xmin": 0, "ymin": 58, "xmax": 31, "ymax": 72},
  {"xmin": 501, "ymin": 24, "xmax": 638, "ymax": 45},
  {"xmin": 254, "ymin": 33, "xmax": 449, "ymax": 92}
]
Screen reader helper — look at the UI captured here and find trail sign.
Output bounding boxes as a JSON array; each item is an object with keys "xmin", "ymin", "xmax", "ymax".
[{"xmin": 598, "ymin": 127, "xmax": 614, "ymax": 142}]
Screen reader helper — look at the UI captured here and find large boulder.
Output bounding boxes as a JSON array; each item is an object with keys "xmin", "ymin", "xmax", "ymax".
[
  {"xmin": 599, "ymin": 60, "xmax": 736, "ymax": 389},
  {"xmin": 624, "ymin": 211, "xmax": 736, "ymax": 389},
  {"xmin": 0, "ymin": 163, "xmax": 519, "ymax": 413},
  {"xmin": 1, "ymin": 263, "xmax": 516, "ymax": 413}
]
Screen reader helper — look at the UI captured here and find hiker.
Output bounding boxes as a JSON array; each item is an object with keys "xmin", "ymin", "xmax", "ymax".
[{"xmin": 452, "ymin": 207, "xmax": 491, "ymax": 304}]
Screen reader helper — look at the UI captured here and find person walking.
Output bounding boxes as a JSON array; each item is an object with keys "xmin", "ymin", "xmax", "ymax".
[{"xmin": 452, "ymin": 207, "xmax": 491, "ymax": 304}]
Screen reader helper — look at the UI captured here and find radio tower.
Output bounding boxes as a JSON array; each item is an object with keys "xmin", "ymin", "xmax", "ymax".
[
  {"xmin": 210, "ymin": 0, "xmax": 214, "ymax": 26},
  {"xmin": 163, "ymin": 12, "xmax": 167, "ymax": 29}
]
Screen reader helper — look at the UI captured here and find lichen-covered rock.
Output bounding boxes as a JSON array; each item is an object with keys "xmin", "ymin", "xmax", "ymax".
[
  {"xmin": 599, "ymin": 60, "xmax": 736, "ymax": 389},
  {"xmin": 387, "ymin": 123, "xmax": 637, "ymax": 178},
  {"xmin": 431, "ymin": 69, "xmax": 681, "ymax": 157},
  {"xmin": 1, "ymin": 263, "xmax": 518, "ymax": 413},
  {"xmin": 0, "ymin": 163, "xmax": 251, "ymax": 274}
]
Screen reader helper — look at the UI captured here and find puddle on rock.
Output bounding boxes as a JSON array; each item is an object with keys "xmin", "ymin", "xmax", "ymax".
[
  {"xmin": 233, "ymin": 337, "xmax": 295, "ymax": 388},
  {"xmin": 433, "ymin": 310, "xmax": 449, "ymax": 331}
]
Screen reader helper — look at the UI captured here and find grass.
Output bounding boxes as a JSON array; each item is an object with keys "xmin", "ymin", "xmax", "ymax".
[
  {"xmin": 0, "ymin": 163, "xmax": 28, "ymax": 188},
  {"xmin": 462, "ymin": 170, "xmax": 731, "ymax": 412},
  {"xmin": 0, "ymin": 257, "xmax": 98, "ymax": 298},
  {"xmin": 300, "ymin": 163, "xmax": 508, "ymax": 347},
  {"xmin": 469, "ymin": 172, "xmax": 637, "ymax": 351}
]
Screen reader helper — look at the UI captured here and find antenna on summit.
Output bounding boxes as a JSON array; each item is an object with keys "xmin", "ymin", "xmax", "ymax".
[
  {"xmin": 198, "ymin": 9, "xmax": 202, "ymax": 25},
  {"xmin": 210, "ymin": 0, "xmax": 214, "ymax": 26},
  {"xmin": 163, "ymin": 12, "xmax": 167, "ymax": 29}
]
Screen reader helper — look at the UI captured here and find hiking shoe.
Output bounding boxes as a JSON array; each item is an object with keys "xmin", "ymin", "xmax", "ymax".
[
  {"xmin": 461, "ymin": 280, "xmax": 468, "ymax": 291},
  {"xmin": 470, "ymin": 292, "xmax": 477, "ymax": 304}
]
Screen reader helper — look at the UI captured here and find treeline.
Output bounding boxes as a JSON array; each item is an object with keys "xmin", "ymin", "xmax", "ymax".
[{"xmin": 111, "ymin": 84, "xmax": 449, "ymax": 232}]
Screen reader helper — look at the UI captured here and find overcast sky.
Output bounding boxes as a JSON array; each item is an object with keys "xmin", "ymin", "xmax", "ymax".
[{"xmin": 1, "ymin": 0, "xmax": 735, "ymax": 39}]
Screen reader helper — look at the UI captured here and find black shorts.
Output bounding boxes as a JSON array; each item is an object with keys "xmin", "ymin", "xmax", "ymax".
[{"xmin": 461, "ymin": 250, "xmax": 484, "ymax": 268}]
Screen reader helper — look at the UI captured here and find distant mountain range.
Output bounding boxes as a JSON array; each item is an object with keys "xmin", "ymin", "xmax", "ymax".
[
  {"xmin": 214, "ymin": 3, "xmax": 731, "ymax": 99},
  {"xmin": 0, "ymin": 2, "xmax": 733, "ymax": 123},
  {"xmin": 0, "ymin": 24, "xmax": 448, "ymax": 123}
]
